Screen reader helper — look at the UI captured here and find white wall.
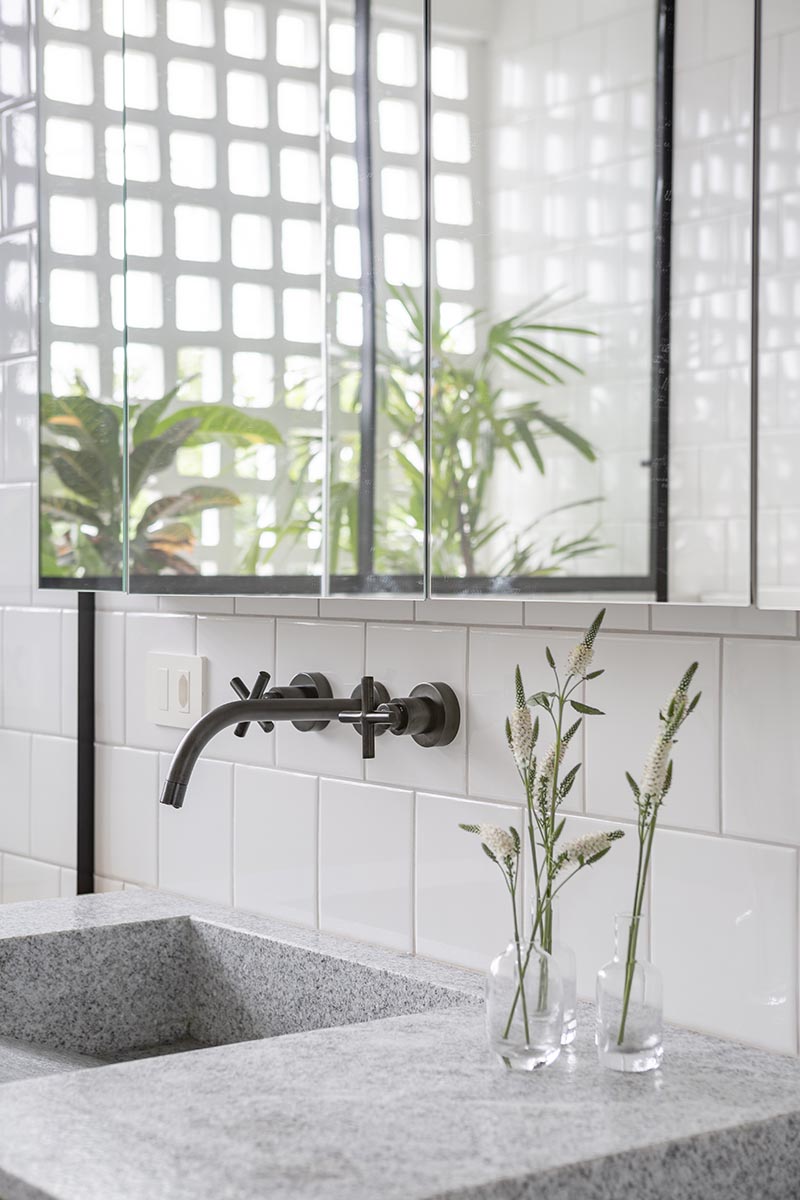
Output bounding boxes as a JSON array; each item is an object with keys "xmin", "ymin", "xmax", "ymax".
[{"xmin": 2, "ymin": 0, "xmax": 800, "ymax": 1059}]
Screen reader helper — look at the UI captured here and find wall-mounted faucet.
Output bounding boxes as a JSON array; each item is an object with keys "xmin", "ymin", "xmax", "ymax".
[{"xmin": 160, "ymin": 671, "xmax": 460, "ymax": 809}]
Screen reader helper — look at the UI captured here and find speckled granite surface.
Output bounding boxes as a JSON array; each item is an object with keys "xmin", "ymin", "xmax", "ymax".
[{"xmin": 1, "ymin": 892, "xmax": 800, "ymax": 1200}]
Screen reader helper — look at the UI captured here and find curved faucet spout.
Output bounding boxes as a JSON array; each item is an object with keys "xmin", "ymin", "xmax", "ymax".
[{"xmin": 160, "ymin": 696, "xmax": 359, "ymax": 809}]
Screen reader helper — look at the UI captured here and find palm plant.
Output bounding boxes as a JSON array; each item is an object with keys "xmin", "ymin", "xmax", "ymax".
[
  {"xmin": 387, "ymin": 286, "xmax": 602, "ymax": 577},
  {"xmin": 40, "ymin": 377, "xmax": 281, "ymax": 578},
  {"xmin": 255, "ymin": 289, "xmax": 604, "ymax": 581}
]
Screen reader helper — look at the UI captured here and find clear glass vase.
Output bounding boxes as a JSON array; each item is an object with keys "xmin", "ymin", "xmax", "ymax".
[
  {"xmin": 486, "ymin": 939, "xmax": 563, "ymax": 1071},
  {"xmin": 537, "ymin": 899, "xmax": 577, "ymax": 1045},
  {"xmin": 596, "ymin": 913, "xmax": 663, "ymax": 1073}
]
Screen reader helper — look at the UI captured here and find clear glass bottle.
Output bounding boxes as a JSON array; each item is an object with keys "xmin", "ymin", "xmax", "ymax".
[
  {"xmin": 596, "ymin": 913, "xmax": 663, "ymax": 1073},
  {"xmin": 539, "ymin": 899, "xmax": 577, "ymax": 1045},
  {"xmin": 486, "ymin": 938, "xmax": 563, "ymax": 1071}
]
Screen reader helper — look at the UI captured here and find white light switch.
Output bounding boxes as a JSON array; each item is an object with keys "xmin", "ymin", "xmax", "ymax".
[{"xmin": 146, "ymin": 653, "xmax": 206, "ymax": 729}]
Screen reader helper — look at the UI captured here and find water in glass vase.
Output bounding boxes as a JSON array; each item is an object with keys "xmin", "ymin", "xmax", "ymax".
[
  {"xmin": 486, "ymin": 939, "xmax": 563, "ymax": 1070},
  {"xmin": 538, "ymin": 899, "xmax": 577, "ymax": 1045},
  {"xmin": 596, "ymin": 913, "xmax": 663, "ymax": 1072}
]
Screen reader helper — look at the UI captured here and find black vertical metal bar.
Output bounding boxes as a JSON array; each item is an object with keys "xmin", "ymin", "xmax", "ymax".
[
  {"xmin": 650, "ymin": 0, "xmax": 674, "ymax": 603},
  {"xmin": 750, "ymin": 0, "xmax": 762, "ymax": 605},
  {"xmin": 354, "ymin": 0, "xmax": 376, "ymax": 581},
  {"xmin": 77, "ymin": 591, "xmax": 95, "ymax": 895}
]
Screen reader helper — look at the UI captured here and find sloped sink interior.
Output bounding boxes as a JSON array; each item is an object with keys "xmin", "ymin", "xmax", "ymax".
[{"xmin": 0, "ymin": 917, "xmax": 462, "ymax": 1072}]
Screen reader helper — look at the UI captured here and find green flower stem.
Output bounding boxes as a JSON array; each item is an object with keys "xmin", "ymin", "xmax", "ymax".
[
  {"xmin": 505, "ymin": 870, "xmax": 531, "ymax": 1047},
  {"xmin": 618, "ymin": 804, "xmax": 659, "ymax": 1044}
]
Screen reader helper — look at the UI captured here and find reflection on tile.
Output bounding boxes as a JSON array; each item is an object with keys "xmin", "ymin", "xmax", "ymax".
[
  {"xmin": 723, "ymin": 638, "xmax": 800, "ymax": 845},
  {"xmin": 1, "ymin": 854, "xmax": 60, "ymax": 903},
  {"xmin": 0, "ymin": 729, "xmax": 30, "ymax": 855},
  {"xmin": 234, "ymin": 765, "xmax": 317, "ymax": 926},
  {"xmin": 416, "ymin": 792, "xmax": 523, "ymax": 970},
  {"xmin": 96, "ymin": 745, "xmax": 159, "ymax": 887},
  {"xmin": 319, "ymin": 778, "xmax": 413, "ymax": 951},
  {"xmin": 585, "ymin": 635, "xmax": 719, "ymax": 832},
  {"xmin": 653, "ymin": 830, "xmax": 798, "ymax": 1053},
  {"xmin": 0, "ymin": 234, "xmax": 31, "ymax": 355},
  {"xmin": 159, "ymin": 754, "xmax": 233, "ymax": 905},
  {"xmin": 30, "ymin": 734, "xmax": 76, "ymax": 868}
]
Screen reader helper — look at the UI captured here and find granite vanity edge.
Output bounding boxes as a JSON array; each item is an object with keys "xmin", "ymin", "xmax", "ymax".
[
  {"xmin": 0, "ymin": 891, "xmax": 484, "ymax": 999},
  {"xmin": 425, "ymin": 1107, "xmax": 800, "ymax": 1200}
]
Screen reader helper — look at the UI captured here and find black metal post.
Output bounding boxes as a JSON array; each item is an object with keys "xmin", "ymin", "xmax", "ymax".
[
  {"xmin": 354, "ymin": 0, "xmax": 376, "ymax": 581},
  {"xmin": 77, "ymin": 592, "xmax": 95, "ymax": 894},
  {"xmin": 650, "ymin": 0, "xmax": 675, "ymax": 603}
]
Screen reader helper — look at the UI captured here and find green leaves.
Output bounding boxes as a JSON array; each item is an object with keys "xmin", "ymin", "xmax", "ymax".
[
  {"xmin": 545, "ymin": 646, "xmax": 555, "ymax": 669},
  {"xmin": 527, "ymin": 691, "xmax": 553, "ymax": 710},
  {"xmin": 150, "ymin": 403, "xmax": 282, "ymax": 448},
  {"xmin": 570, "ymin": 700, "xmax": 605, "ymax": 716},
  {"xmin": 625, "ymin": 772, "xmax": 641, "ymax": 801}
]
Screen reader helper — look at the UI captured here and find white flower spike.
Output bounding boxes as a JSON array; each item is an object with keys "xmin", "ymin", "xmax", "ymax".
[{"xmin": 478, "ymin": 824, "xmax": 518, "ymax": 861}]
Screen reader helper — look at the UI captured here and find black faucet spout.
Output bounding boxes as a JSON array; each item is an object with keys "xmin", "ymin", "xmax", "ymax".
[{"xmin": 160, "ymin": 695, "xmax": 359, "ymax": 809}]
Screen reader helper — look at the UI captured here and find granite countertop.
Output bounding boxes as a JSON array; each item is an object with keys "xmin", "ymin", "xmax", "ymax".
[{"xmin": 0, "ymin": 891, "xmax": 799, "ymax": 1200}]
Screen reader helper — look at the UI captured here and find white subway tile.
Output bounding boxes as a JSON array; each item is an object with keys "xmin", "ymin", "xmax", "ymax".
[
  {"xmin": 416, "ymin": 792, "xmax": 522, "ymax": 971},
  {"xmin": 235, "ymin": 597, "xmax": 319, "ymax": 618},
  {"xmin": 524, "ymin": 602, "xmax": 649, "ymax": 631},
  {"xmin": 95, "ymin": 612, "xmax": 125, "ymax": 745},
  {"xmin": 196, "ymin": 616, "xmax": 276, "ymax": 767},
  {"xmin": 364, "ymin": 624, "xmax": 467, "ymax": 793},
  {"xmin": 0, "ymin": 235, "xmax": 32, "ymax": 356},
  {"xmin": 93, "ymin": 875, "xmax": 124, "ymax": 893},
  {"xmin": 547, "ymin": 814, "xmax": 642, "ymax": 998},
  {"xmin": 2, "ymin": 359, "xmax": 37, "ymax": 483},
  {"xmin": 723, "ymin": 639, "xmax": 800, "ymax": 844},
  {"xmin": 0, "ymin": 729, "xmax": 29, "ymax": 854},
  {"xmin": 468, "ymin": 629, "xmax": 581, "ymax": 805},
  {"xmin": 319, "ymin": 778, "xmax": 413, "ymax": 951},
  {"xmin": 30, "ymin": 734, "xmax": 76, "ymax": 868},
  {"xmin": 234, "ymin": 765, "xmax": 317, "ymax": 927},
  {"xmin": 0, "ymin": 484, "xmax": 32, "ymax": 605},
  {"xmin": 96, "ymin": 745, "xmax": 159, "ymax": 886},
  {"xmin": 125, "ymin": 613, "xmax": 196, "ymax": 751},
  {"xmin": 158, "ymin": 754, "xmax": 233, "ymax": 905},
  {"xmin": 60, "ymin": 609, "xmax": 77, "ymax": 737},
  {"xmin": 652, "ymin": 605, "xmax": 796, "ymax": 637},
  {"xmin": 585, "ymin": 635, "xmax": 720, "ymax": 832},
  {"xmin": 653, "ymin": 830, "xmax": 798, "ymax": 1054},
  {"xmin": 415, "ymin": 599, "xmax": 524, "ymax": 626},
  {"xmin": 1, "ymin": 854, "xmax": 60, "ymax": 903},
  {"xmin": 59, "ymin": 867, "xmax": 77, "ymax": 897},
  {"xmin": 159, "ymin": 596, "xmax": 235, "ymax": 614},
  {"xmin": 96, "ymin": 592, "xmax": 158, "ymax": 612},
  {"xmin": 320, "ymin": 598, "xmax": 416, "ymax": 621},
  {"xmin": 275, "ymin": 619, "xmax": 364, "ymax": 779},
  {"xmin": 2, "ymin": 607, "xmax": 62, "ymax": 733}
]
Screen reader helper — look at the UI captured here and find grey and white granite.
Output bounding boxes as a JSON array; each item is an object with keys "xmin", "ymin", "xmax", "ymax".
[
  {"xmin": 1, "ymin": 891, "xmax": 800, "ymax": 1200},
  {"xmin": 0, "ymin": 892, "xmax": 478, "ymax": 1061}
]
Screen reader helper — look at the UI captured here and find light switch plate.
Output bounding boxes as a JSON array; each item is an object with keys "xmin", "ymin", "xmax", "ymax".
[{"xmin": 145, "ymin": 653, "xmax": 206, "ymax": 729}]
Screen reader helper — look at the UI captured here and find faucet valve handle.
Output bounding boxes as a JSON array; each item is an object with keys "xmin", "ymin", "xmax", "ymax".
[
  {"xmin": 230, "ymin": 671, "xmax": 273, "ymax": 737},
  {"xmin": 339, "ymin": 675, "xmax": 391, "ymax": 759}
]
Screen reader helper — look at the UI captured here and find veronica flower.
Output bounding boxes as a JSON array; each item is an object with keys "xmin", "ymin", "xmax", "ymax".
[
  {"xmin": 477, "ymin": 824, "xmax": 518, "ymax": 861},
  {"xmin": 509, "ymin": 706, "xmax": 534, "ymax": 774},
  {"xmin": 566, "ymin": 640, "xmax": 594, "ymax": 679},
  {"xmin": 560, "ymin": 829, "xmax": 624, "ymax": 867}
]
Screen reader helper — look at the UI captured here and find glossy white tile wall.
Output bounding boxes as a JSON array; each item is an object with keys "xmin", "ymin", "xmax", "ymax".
[
  {"xmin": 1, "ymin": 0, "xmax": 800, "ymax": 1064},
  {"xmin": 86, "ymin": 598, "xmax": 800, "ymax": 1056},
  {"xmin": 0, "ymin": 1, "xmax": 76, "ymax": 907}
]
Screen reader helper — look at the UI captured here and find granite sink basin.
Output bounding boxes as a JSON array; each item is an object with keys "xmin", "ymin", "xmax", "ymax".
[{"xmin": 0, "ymin": 912, "xmax": 470, "ymax": 1069}]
